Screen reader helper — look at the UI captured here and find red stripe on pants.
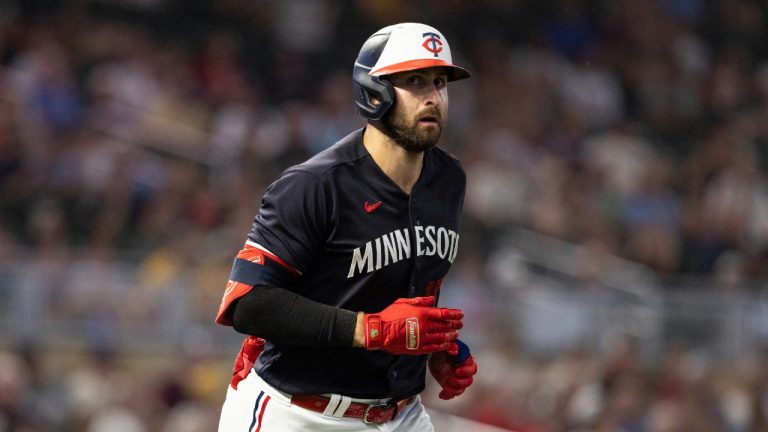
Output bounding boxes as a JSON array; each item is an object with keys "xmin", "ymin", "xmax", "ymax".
[{"xmin": 254, "ymin": 395, "xmax": 271, "ymax": 432}]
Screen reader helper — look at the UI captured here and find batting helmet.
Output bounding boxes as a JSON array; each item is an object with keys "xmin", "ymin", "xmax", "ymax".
[{"xmin": 352, "ymin": 23, "xmax": 471, "ymax": 120}]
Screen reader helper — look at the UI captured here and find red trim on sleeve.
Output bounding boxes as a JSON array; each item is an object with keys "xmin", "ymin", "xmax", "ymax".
[
  {"xmin": 216, "ymin": 242, "xmax": 301, "ymax": 326},
  {"xmin": 240, "ymin": 243, "xmax": 301, "ymax": 276},
  {"xmin": 215, "ymin": 280, "xmax": 253, "ymax": 326}
]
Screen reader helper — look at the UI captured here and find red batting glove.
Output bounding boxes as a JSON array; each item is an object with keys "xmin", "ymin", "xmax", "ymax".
[
  {"xmin": 230, "ymin": 336, "xmax": 265, "ymax": 389},
  {"xmin": 429, "ymin": 340, "xmax": 478, "ymax": 400},
  {"xmin": 364, "ymin": 296, "xmax": 463, "ymax": 355}
]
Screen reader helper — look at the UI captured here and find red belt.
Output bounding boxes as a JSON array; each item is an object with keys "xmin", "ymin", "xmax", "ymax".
[{"xmin": 291, "ymin": 394, "xmax": 416, "ymax": 424}]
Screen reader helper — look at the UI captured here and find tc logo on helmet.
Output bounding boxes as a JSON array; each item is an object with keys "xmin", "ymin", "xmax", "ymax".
[{"xmin": 422, "ymin": 32, "xmax": 443, "ymax": 57}]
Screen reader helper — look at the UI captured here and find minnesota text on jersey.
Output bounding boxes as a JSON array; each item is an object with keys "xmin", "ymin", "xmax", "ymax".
[{"xmin": 347, "ymin": 226, "xmax": 460, "ymax": 278}]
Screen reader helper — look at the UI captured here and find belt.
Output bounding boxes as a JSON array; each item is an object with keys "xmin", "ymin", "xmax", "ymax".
[{"xmin": 291, "ymin": 394, "xmax": 416, "ymax": 424}]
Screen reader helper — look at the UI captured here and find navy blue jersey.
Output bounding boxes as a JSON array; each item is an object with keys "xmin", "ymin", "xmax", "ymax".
[{"xmin": 216, "ymin": 128, "xmax": 466, "ymax": 399}]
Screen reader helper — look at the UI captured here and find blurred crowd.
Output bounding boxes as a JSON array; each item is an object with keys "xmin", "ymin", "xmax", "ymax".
[{"xmin": 1, "ymin": 0, "xmax": 768, "ymax": 431}]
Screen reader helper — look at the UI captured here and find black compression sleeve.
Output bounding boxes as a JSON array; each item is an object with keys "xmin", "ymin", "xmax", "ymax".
[{"xmin": 231, "ymin": 285, "xmax": 358, "ymax": 347}]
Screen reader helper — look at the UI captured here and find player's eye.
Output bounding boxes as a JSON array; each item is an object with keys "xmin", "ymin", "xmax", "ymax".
[
  {"xmin": 407, "ymin": 75, "xmax": 422, "ymax": 85},
  {"xmin": 434, "ymin": 77, "xmax": 447, "ymax": 88}
]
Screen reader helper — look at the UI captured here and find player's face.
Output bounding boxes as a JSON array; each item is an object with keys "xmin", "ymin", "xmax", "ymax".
[{"xmin": 382, "ymin": 68, "xmax": 449, "ymax": 153}]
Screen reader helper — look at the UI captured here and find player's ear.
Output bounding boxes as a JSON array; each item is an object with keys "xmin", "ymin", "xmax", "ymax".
[{"xmin": 370, "ymin": 95, "xmax": 381, "ymax": 107}]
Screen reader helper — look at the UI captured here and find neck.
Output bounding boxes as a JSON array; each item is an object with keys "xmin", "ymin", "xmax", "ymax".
[{"xmin": 363, "ymin": 123, "xmax": 424, "ymax": 195}]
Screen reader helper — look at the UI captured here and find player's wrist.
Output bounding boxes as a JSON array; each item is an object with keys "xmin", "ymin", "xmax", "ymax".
[{"xmin": 352, "ymin": 311, "xmax": 366, "ymax": 348}]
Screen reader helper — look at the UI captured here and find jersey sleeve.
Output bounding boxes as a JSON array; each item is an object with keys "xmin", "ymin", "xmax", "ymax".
[
  {"xmin": 249, "ymin": 169, "xmax": 330, "ymax": 272},
  {"xmin": 215, "ymin": 169, "xmax": 330, "ymax": 326}
]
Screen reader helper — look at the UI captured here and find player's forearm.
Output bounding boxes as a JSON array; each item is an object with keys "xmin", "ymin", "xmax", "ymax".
[{"xmin": 232, "ymin": 285, "xmax": 358, "ymax": 347}]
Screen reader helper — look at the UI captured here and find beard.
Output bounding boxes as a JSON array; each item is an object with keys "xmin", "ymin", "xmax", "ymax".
[{"xmin": 381, "ymin": 103, "xmax": 444, "ymax": 153}]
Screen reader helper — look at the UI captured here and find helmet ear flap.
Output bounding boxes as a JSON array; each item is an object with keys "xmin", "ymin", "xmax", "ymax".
[
  {"xmin": 352, "ymin": 29, "xmax": 395, "ymax": 120},
  {"xmin": 353, "ymin": 67, "xmax": 394, "ymax": 120}
]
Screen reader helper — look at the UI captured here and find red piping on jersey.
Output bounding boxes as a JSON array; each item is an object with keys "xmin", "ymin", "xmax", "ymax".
[
  {"xmin": 241, "ymin": 242, "xmax": 301, "ymax": 276},
  {"xmin": 425, "ymin": 278, "xmax": 443, "ymax": 297}
]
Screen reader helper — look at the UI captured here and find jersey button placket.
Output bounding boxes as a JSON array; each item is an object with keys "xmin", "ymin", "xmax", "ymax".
[
  {"xmin": 412, "ymin": 204, "xmax": 420, "ymax": 225},
  {"xmin": 408, "ymin": 192, "xmax": 421, "ymax": 297}
]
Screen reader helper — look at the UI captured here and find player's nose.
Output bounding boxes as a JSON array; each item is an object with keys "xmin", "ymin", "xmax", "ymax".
[{"xmin": 422, "ymin": 85, "xmax": 441, "ymax": 105}]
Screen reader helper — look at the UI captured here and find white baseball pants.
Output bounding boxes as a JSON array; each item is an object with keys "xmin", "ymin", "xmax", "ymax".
[{"xmin": 217, "ymin": 370, "xmax": 434, "ymax": 432}]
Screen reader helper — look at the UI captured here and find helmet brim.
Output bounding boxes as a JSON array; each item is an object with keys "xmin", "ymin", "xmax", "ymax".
[{"xmin": 369, "ymin": 59, "xmax": 471, "ymax": 81}]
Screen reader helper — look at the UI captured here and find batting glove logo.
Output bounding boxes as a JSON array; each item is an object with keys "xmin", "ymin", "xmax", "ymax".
[
  {"xmin": 406, "ymin": 318, "xmax": 420, "ymax": 350},
  {"xmin": 368, "ymin": 319, "xmax": 381, "ymax": 340}
]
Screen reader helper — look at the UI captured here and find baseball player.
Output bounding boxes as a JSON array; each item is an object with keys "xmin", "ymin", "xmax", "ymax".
[{"xmin": 215, "ymin": 23, "xmax": 478, "ymax": 431}]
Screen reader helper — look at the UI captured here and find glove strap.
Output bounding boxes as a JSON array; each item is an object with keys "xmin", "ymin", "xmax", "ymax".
[{"xmin": 364, "ymin": 314, "xmax": 383, "ymax": 349}]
